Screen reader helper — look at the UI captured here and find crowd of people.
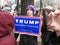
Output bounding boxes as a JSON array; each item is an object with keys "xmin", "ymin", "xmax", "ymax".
[{"xmin": 0, "ymin": 3, "xmax": 60, "ymax": 45}]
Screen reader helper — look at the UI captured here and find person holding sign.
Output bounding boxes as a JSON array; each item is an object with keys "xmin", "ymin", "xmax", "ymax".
[{"xmin": 20, "ymin": 5, "xmax": 38, "ymax": 45}]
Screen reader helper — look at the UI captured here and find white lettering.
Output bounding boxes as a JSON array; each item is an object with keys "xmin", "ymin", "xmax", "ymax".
[
  {"xmin": 29, "ymin": 20, "xmax": 34, "ymax": 24},
  {"xmin": 15, "ymin": 19, "xmax": 19, "ymax": 23},
  {"xmin": 35, "ymin": 21, "xmax": 39, "ymax": 24},
  {"xmin": 19, "ymin": 19, "xmax": 23, "ymax": 23},
  {"xmin": 24, "ymin": 20, "xmax": 28, "ymax": 24},
  {"xmin": 15, "ymin": 19, "xmax": 39, "ymax": 25}
]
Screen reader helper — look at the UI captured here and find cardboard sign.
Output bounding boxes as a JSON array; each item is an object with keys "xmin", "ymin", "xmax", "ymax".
[{"xmin": 14, "ymin": 16, "xmax": 41, "ymax": 36}]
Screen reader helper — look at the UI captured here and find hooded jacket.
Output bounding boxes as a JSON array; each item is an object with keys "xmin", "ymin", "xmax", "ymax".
[{"xmin": 0, "ymin": 11, "xmax": 16, "ymax": 45}]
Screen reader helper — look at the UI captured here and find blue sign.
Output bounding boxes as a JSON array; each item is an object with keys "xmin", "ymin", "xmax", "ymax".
[{"xmin": 14, "ymin": 16, "xmax": 40, "ymax": 36}]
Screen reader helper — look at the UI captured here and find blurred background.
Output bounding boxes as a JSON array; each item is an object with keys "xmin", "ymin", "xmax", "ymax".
[{"xmin": 0, "ymin": 0, "xmax": 60, "ymax": 15}]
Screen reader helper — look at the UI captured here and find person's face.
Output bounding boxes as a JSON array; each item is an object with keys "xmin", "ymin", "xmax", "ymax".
[{"xmin": 27, "ymin": 9, "xmax": 33, "ymax": 16}]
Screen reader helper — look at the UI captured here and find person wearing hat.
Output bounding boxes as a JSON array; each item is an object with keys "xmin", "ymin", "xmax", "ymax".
[
  {"xmin": 0, "ymin": 11, "xmax": 16, "ymax": 45},
  {"xmin": 19, "ymin": 5, "xmax": 37, "ymax": 45}
]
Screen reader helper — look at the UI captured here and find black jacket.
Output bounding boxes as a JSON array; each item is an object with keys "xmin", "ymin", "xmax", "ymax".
[
  {"xmin": 19, "ymin": 34, "xmax": 37, "ymax": 45},
  {"xmin": 49, "ymin": 32, "xmax": 60, "ymax": 45}
]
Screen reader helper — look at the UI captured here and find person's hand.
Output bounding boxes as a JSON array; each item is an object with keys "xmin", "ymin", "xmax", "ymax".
[{"xmin": 47, "ymin": 9, "xmax": 60, "ymax": 31}]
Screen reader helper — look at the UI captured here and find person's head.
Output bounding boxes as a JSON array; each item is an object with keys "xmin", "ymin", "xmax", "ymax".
[
  {"xmin": 26, "ymin": 5, "xmax": 34, "ymax": 16},
  {"xmin": 0, "ymin": 12, "xmax": 14, "ymax": 31}
]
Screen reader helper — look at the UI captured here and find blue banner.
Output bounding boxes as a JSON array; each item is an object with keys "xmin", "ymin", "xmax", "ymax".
[{"xmin": 14, "ymin": 16, "xmax": 41, "ymax": 36}]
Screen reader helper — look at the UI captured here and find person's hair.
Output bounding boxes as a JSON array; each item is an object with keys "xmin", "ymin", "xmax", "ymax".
[
  {"xmin": 27, "ymin": 5, "xmax": 34, "ymax": 13},
  {"xmin": 41, "ymin": 8, "xmax": 48, "ymax": 32},
  {"xmin": 34, "ymin": 10, "xmax": 39, "ymax": 16}
]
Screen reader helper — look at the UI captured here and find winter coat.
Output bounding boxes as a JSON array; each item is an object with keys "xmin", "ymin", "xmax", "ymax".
[
  {"xmin": 20, "ymin": 34, "xmax": 37, "ymax": 45},
  {"xmin": 49, "ymin": 32, "xmax": 60, "ymax": 45},
  {"xmin": 0, "ymin": 11, "xmax": 16, "ymax": 45}
]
